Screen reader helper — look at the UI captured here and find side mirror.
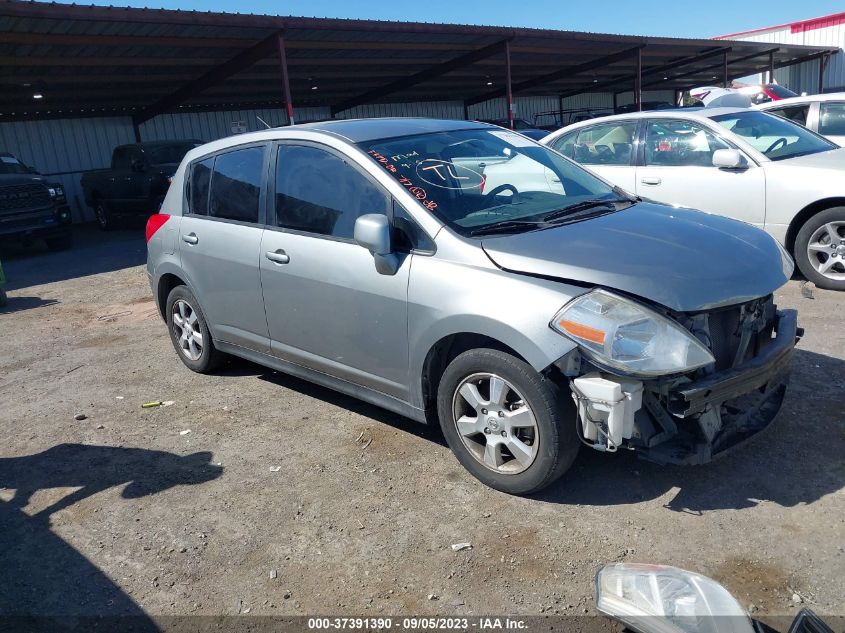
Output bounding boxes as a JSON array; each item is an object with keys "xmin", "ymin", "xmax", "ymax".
[
  {"xmin": 354, "ymin": 213, "xmax": 400, "ymax": 276},
  {"xmin": 354, "ymin": 213, "xmax": 392, "ymax": 255},
  {"xmin": 712, "ymin": 149, "xmax": 746, "ymax": 170}
]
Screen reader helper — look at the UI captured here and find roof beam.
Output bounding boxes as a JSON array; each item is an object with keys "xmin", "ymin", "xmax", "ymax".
[
  {"xmin": 464, "ymin": 46, "xmax": 643, "ymax": 106},
  {"xmin": 642, "ymin": 47, "xmax": 779, "ymax": 88},
  {"xmin": 134, "ymin": 31, "xmax": 281, "ymax": 124},
  {"xmin": 330, "ymin": 39, "xmax": 510, "ymax": 115}
]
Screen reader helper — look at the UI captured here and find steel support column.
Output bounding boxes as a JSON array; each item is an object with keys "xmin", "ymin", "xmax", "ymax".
[
  {"xmin": 819, "ymin": 53, "xmax": 828, "ymax": 94},
  {"xmin": 768, "ymin": 50, "xmax": 775, "ymax": 83},
  {"xmin": 505, "ymin": 40, "xmax": 514, "ymax": 129},
  {"xmin": 723, "ymin": 50, "xmax": 729, "ymax": 87},
  {"xmin": 277, "ymin": 33, "xmax": 295, "ymax": 125},
  {"xmin": 634, "ymin": 48, "xmax": 642, "ymax": 111}
]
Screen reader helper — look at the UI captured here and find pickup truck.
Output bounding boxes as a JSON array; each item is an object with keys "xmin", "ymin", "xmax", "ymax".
[
  {"xmin": 81, "ymin": 140, "xmax": 202, "ymax": 230},
  {"xmin": 0, "ymin": 152, "xmax": 73, "ymax": 251}
]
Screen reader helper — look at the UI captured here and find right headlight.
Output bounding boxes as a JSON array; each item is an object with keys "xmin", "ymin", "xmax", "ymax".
[{"xmin": 551, "ymin": 289, "xmax": 715, "ymax": 377}]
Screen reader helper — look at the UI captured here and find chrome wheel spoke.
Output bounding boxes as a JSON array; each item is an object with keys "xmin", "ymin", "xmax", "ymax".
[
  {"xmin": 458, "ymin": 382, "xmax": 484, "ymax": 411},
  {"xmin": 808, "ymin": 241, "xmax": 829, "ymax": 253},
  {"xmin": 172, "ymin": 313, "xmax": 185, "ymax": 328},
  {"xmin": 505, "ymin": 437, "xmax": 534, "ymax": 468},
  {"xmin": 186, "ymin": 310, "xmax": 198, "ymax": 327},
  {"xmin": 456, "ymin": 415, "xmax": 481, "ymax": 437},
  {"xmin": 819, "ymin": 257, "xmax": 839, "ymax": 273},
  {"xmin": 483, "ymin": 441, "xmax": 503, "ymax": 469},
  {"xmin": 824, "ymin": 222, "xmax": 842, "ymax": 242},
  {"xmin": 505, "ymin": 405, "xmax": 534, "ymax": 429},
  {"xmin": 489, "ymin": 376, "xmax": 510, "ymax": 407},
  {"xmin": 190, "ymin": 329, "xmax": 203, "ymax": 346}
]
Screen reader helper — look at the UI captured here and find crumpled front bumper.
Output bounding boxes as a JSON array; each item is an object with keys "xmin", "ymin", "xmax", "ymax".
[{"xmin": 639, "ymin": 309, "xmax": 800, "ymax": 466}]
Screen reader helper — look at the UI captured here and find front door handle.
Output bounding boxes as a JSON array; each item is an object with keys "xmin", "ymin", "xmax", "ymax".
[
  {"xmin": 182, "ymin": 233, "xmax": 198, "ymax": 245},
  {"xmin": 640, "ymin": 176, "xmax": 662, "ymax": 186},
  {"xmin": 265, "ymin": 249, "xmax": 290, "ymax": 265}
]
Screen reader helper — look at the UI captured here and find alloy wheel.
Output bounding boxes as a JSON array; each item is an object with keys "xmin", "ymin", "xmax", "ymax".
[
  {"xmin": 171, "ymin": 299, "xmax": 203, "ymax": 361},
  {"xmin": 451, "ymin": 372, "xmax": 539, "ymax": 475},
  {"xmin": 807, "ymin": 221, "xmax": 845, "ymax": 281}
]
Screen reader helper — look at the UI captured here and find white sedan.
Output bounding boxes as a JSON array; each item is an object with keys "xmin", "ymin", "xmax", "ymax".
[
  {"xmin": 541, "ymin": 108, "xmax": 845, "ymax": 290},
  {"xmin": 756, "ymin": 92, "xmax": 845, "ymax": 146}
]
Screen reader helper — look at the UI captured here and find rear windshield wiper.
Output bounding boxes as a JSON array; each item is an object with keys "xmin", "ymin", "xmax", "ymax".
[{"xmin": 468, "ymin": 219, "xmax": 549, "ymax": 236}]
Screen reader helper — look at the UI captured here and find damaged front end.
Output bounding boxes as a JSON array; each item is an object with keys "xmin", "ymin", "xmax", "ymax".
[{"xmin": 555, "ymin": 293, "xmax": 800, "ymax": 465}]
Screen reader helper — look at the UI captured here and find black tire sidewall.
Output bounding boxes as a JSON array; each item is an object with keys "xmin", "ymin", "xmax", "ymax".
[
  {"xmin": 95, "ymin": 202, "xmax": 112, "ymax": 231},
  {"xmin": 165, "ymin": 285, "xmax": 220, "ymax": 373},
  {"xmin": 437, "ymin": 348, "xmax": 578, "ymax": 495},
  {"xmin": 794, "ymin": 206, "xmax": 845, "ymax": 291}
]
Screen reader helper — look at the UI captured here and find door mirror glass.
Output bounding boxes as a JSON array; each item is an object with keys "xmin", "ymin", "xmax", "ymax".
[
  {"xmin": 354, "ymin": 214, "xmax": 392, "ymax": 255},
  {"xmin": 712, "ymin": 148, "xmax": 745, "ymax": 169}
]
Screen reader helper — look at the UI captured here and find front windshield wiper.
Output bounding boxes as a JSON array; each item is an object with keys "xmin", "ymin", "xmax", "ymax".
[
  {"xmin": 469, "ymin": 219, "xmax": 549, "ymax": 236},
  {"xmin": 541, "ymin": 198, "xmax": 620, "ymax": 223}
]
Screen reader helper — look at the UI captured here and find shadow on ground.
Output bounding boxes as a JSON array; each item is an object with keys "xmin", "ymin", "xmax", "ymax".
[
  {"xmin": 1, "ymin": 223, "xmax": 146, "ymax": 291},
  {"xmin": 226, "ymin": 348, "xmax": 844, "ymax": 514},
  {"xmin": 0, "ymin": 443, "xmax": 222, "ymax": 628},
  {"xmin": 0, "ymin": 295, "xmax": 59, "ymax": 314}
]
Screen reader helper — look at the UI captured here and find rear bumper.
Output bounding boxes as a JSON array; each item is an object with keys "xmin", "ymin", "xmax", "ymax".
[{"xmin": 638, "ymin": 309, "xmax": 799, "ymax": 466}]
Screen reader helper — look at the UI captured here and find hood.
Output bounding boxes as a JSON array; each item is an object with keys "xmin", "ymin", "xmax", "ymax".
[
  {"xmin": 481, "ymin": 202, "xmax": 789, "ymax": 312},
  {"xmin": 0, "ymin": 173, "xmax": 44, "ymax": 187},
  {"xmin": 771, "ymin": 147, "xmax": 845, "ymax": 169}
]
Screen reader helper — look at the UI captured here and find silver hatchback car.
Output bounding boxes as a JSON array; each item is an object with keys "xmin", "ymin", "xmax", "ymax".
[{"xmin": 146, "ymin": 118, "xmax": 799, "ymax": 495}]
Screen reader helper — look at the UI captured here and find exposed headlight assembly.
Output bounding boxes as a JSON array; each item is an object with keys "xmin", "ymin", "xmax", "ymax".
[
  {"xmin": 596, "ymin": 563, "xmax": 754, "ymax": 633},
  {"xmin": 551, "ymin": 289, "xmax": 714, "ymax": 377}
]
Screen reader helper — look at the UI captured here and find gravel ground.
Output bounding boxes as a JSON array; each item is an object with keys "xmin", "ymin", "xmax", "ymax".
[{"xmin": 0, "ymin": 226, "xmax": 843, "ymax": 626}]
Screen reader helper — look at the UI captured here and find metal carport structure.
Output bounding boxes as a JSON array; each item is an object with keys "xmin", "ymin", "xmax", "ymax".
[{"xmin": 0, "ymin": 0, "xmax": 836, "ymax": 135}]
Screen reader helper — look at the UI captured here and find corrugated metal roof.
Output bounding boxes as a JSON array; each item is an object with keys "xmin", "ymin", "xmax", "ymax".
[{"xmin": 0, "ymin": 0, "xmax": 836, "ymax": 121}]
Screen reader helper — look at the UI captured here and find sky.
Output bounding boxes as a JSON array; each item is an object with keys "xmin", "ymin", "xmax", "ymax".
[{"xmin": 50, "ymin": 0, "xmax": 844, "ymax": 39}]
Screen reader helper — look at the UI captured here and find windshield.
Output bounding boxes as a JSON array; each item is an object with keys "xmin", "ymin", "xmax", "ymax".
[
  {"xmin": 711, "ymin": 110, "xmax": 836, "ymax": 160},
  {"xmin": 359, "ymin": 128, "xmax": 631, "ymax": 236},
  {"xmin": 144, "ymin": 143, "xmax": 200, "ymax": 165},
  {"xmin": 0, "ymin": 154, "xmax": 32, "ymax": 175}
]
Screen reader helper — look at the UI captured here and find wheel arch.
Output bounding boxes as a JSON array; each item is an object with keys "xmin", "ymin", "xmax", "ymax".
[
  {"xmin": 156, "ymin": 271, "xmax": 187, "ymax": 320},
  {"xmin": 785, "ymin": 197, "xmax": 845, "ymax": 254}
]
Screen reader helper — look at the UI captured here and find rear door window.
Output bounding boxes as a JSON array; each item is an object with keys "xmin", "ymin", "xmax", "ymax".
[
  {"xmin": 819, "ymin": 102, "xmax": 845, "ymax": 136},
  {"xmin": 208, "ymin": 146, "xmax": 265, "ymax": 223},
  {"xmin": 571, "ymin": 122, "xmax": 638, "ymax": 165},
  {"xmin": 767, "ymin": 104, "xmax": 810, "ymax": 126}
]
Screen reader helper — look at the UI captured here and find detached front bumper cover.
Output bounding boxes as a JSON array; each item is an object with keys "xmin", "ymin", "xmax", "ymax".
[{"xmin": 668, "ymin": 309, "xmax": 799, "ymax": 418}]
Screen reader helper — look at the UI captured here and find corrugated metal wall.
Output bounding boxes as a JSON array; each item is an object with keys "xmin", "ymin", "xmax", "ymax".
[
  {"xmin": 723, "ymin": 23, "xmax": 845, "ymax": 92},
  {"xmin": 0, "ymin": 116, "xmax": 135, "ymax": 222}
]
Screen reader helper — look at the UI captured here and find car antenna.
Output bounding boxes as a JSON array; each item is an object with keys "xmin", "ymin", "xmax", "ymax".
[{"xmin": 256, "ymin": 115, "xmax": 272, "ymax": 129}]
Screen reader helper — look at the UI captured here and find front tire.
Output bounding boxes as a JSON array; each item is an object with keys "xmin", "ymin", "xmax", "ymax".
[
  {"xmin": 437, "ymin": 348, "xmax": 579, "ymax": 495},
  {"xmin": 165, "ymin": 286, "xmax": 224, "ymax": 373},
  {"xmin": 794, "ymin": 207, "xmax": 845, "ymax": 291}
]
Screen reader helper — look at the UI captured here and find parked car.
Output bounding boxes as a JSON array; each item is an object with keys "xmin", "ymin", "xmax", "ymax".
[
  {"xmin": 0, "ymin": 151, "xmax": 72, "ymax": 251},
  {"xmin": 147, "ymin": 118, "xmax": 797, "ymax": 495},
  {"xmin": 738, "ymin": 82, "xmax": 799, "ymax": 105},
  {"xmin": 479, "ymin": 118, "xmax": 548, "ymax": 140},
  {"xmin": 543, "ymin": 108, "xmax": 845, "ymax": 290},
  {"xmin": 81, "ymin": 140, "xmax": 202, "ymax": 230},
  {"xmin": 757, "ymin": 92, "xmax": 845, "ymax": 146},
  {"xmin": 614, "ymin": 101, "xmax": 675, "ymax": 114}
]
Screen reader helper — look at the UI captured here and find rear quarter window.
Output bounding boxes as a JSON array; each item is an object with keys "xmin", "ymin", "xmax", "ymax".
[{"xmin": 188, "ymin": 157, "xmax": 213, "ymax": 215}]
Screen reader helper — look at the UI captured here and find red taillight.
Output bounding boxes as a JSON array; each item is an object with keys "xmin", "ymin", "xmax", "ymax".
[
  {"xmin": 145, "ymin": 213, "xmax": 170, "ymax": 242},
  {"xmin": 479, "ymin": 175, "xmax": 486, "ymax": 194}
]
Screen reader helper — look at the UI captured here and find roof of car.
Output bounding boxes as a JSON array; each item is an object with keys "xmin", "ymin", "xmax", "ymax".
[
  {"xmin": 757, "ymin": 92, "xmax": 845, "ymax": 108},
  {"xmin": 295, "ymin": 117, "xmax": 490, "ymax": 142}
]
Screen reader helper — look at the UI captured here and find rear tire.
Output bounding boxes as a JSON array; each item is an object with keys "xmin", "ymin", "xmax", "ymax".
[
  {"xmin": 437, "ymin": 348, "xmax": 579, "ymax": 495},
  {"xmin": 45, "ymin": 232, "xmax": 73, "ymax": 251},
  {"xmin": 165, "ymin": 285, "xmax": 225, "ymax": 373},
  {"xmin": 794, "ymin": 206, "xmax": 845, "ymax": 291},
  {"xmin": 94, "ymin": 200, "xmax": 113, "ymax": 231}
]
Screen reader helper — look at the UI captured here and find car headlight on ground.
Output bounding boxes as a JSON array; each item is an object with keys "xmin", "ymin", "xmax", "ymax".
[
  {"xmin": 596, "ymin": 563, "xmax": 754, "ymax": 633},
  {"xmin": 551, "ymin": 289, "xmax": 714, "ymax": 377}
]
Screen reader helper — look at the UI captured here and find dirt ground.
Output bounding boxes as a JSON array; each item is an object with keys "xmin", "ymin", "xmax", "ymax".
[{"xmin": 1, "ymin": 226, "xmax": 843, "ymax": 625}]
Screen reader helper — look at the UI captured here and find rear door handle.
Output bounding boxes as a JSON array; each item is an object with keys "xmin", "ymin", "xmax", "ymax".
[
  {"xmin": 265, "ymin": 249, "xmax": 290, "ymax": 265},
  {"xmin": 640, "ymin": 176, "xmax": 662, "ymax": 186},
  {"xmin": 182, "ymin": 233, "xmax": 198, "ymax": 245}
]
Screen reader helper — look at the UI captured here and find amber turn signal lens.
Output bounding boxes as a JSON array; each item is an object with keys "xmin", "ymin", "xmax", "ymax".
[{"xmin": 558, "ymin": 319, "xmax": 606, "ymax": 345}]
